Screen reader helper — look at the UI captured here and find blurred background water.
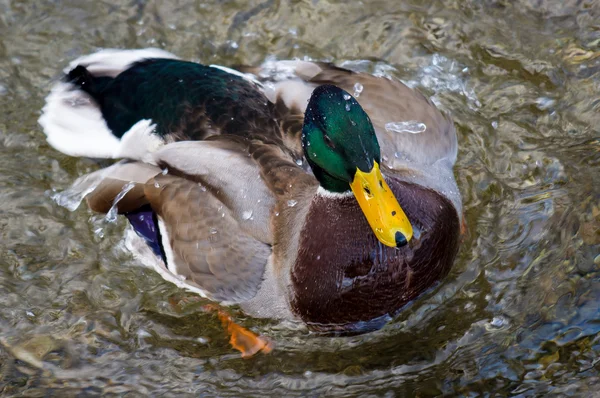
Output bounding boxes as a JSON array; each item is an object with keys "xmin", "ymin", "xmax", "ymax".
[{"xmin": 0, "ymin": 0, "xmax": 599, "ymax": 396}]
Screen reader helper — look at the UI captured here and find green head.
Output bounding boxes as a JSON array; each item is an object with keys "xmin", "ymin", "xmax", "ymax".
[
  {"xmin": 301, "ymin": 84, "xmax": 413, "ymax": 248},
  {"xmin": 301, "ymin": 85, "xmax": 380, "ymax": 193}
]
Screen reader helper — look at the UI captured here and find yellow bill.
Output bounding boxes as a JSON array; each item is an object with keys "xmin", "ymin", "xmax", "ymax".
[{"xmin": 350, "ymin": 161, "xmax": 413, "ymax": 247}]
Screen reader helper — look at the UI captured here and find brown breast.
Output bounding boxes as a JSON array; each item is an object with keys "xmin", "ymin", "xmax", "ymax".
[{"xmin": 290, "ymin": 177, "xmax": 460, "ymax": 331}]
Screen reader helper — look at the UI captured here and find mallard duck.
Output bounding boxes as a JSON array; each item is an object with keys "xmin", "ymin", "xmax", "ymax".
[{"xmin": 40, "ymin": 49, "xmax": 461, "ymax": 332}]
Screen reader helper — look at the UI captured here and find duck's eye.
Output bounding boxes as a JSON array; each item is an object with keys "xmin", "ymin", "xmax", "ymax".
[
  {"xmin": 323, "ymin": 134, "xmax": 336, "ymax": 149},
  {"xmin": 363, "ymin": 186, "xmax": 372, "ymax": 196},
  {"xmin": 379, "ymin": 179, "xmax": 384, "ymax": 188}
]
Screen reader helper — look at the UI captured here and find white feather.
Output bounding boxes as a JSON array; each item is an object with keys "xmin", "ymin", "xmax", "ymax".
[
  {"xmin": 39, "ymin": 82, "xmax": 120, "ymax": 158},
  {"xmin": 114, "ymin": 119, "xmax": 163, "ymax": 163},
  {"xmin": 209, "ymin": 64, "xmax": 263, "ymax": 87},
  {"xmin": 64, "ymin": 47, "xmax": 178, "ymax": 76},
  {"xmin": 123, "ymin": 226, "xmax": 213, "ymax": 300},
  {"xmin": 40, "ymin": 48, "xmax": 178, "ymax": 159},
  {"xmin": 316, "ymin": 186, "xmax": 353, "ymax": 199}
]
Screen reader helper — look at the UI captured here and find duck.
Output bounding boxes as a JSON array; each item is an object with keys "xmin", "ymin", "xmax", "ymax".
[{"xmin": 39, "ymin": 48, "xmax": 462, "ymax": 334}]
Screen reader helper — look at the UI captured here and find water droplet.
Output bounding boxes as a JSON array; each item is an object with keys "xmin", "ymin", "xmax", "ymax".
[
  {"xmin": 162, "ymin": 168, "xmax": 169, "ymax": 175},
  {"xmin": 209, "ymin": 227, "xmax": 218, "ymax": 235},
  {"xmin": 178, "ymin": 79, "xmax": 183, "ymax": 83},
  {"xmin": 154, "ymin": 182, "xmax": 160, "ymax": 188},
  {"xmin": 490, "ymin": 316, "xmax": 507, "ymax": 328},
  {"xmin": 345, "ymin": 103, "xmax": 351, "ymax": 111},
  {"xmin": 536, "ymin": 97, "xmax": 555, "ymax": 110},
  {"xmin": 343, "ymin": 93, "xmax": 351, "ymax": 101},
  {"xmin": 295, "ymin": 159, "xmax": 303, "ymax": 166},
  {"xmin": 353, "ymin": 82, "xmax": 363, "ymax": 97},
  {"xmin": 242, "ymin": 210, "xmax": 253, "ymax": 220},
  {"xmin": 199, "ymin": 184, "xmax": 207, "ymax": 192},
  {"xmin": 274, "ymin": 212, "xmax": 280, "ymax": 217},
  {"xmin": 350, "ymin": 120, "xmax": 356, "ymax": 126},
  {"xmin": 287, "ymin": 199, "xmax": 298, "ymax": 207},
  {"xmin": 316, "ymin": 255, "xmax": 321, "ymax": 260},
  {"xmin": 491, "ymin": 121, "xmax": 498, "ymax": 129},
  {"xmin": 385, "ymin": 121, "xmax": 427, "ymax": 134}
]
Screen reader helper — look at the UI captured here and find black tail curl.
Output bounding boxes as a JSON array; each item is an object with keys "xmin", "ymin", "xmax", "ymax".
[{"xmin": 64, "ymin": 65, "xmax": 113, "ymax": 103}]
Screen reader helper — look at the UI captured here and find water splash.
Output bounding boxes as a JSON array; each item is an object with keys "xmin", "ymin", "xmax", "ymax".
[
  {"xmin": 105, "ymin": 182, "xmax": 136, "ymax": 223},
  {"xmin": 51, "ymin": 172, "xmax": 107, "ymax": 212},
  {"xmin": 287, "ymin": 199, "xmax": 298, "ymax": 207},
  {"xmin": 385, "ymin": 121, "xmax": 427, "ymax": 134},
  {"xmin": 406, "ymin": 54, "xmax": 481, "ymax": 110}
]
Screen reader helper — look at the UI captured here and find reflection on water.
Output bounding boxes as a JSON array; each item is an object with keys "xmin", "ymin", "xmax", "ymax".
[{"xmin": 0, "ymin": 0, "xmax": 598, "ymax": 395}]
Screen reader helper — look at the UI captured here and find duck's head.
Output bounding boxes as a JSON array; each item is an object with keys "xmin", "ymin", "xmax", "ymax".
[{"xmin": 302, "ymin": 84, "xmax": 413, "ymax": 248}]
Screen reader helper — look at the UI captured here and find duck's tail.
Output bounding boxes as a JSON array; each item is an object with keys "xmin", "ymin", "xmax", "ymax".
[
  {"xmin": 38, "ymin": 48, "xmax": 177, "ymax": 159},
  {"xmin": 64, "ymin": 65, "xmax": 113, "ymax": 101}
]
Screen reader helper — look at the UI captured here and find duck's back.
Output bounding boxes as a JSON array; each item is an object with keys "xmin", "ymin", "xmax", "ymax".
[{"xmin": 69, "ymin": 58, "xmax": 281, "ymax": 142}]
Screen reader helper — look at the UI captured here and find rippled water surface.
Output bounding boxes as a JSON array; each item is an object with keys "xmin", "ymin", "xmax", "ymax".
[{"xmin": 1, "ymin": 0, "xmax": 599, "ymax": 396}]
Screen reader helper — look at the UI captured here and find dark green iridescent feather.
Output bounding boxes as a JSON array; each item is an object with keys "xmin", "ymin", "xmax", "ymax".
[
  {"xmin": 67, "ymin": 59, "xmax": 280, "ymax": 142},
  {"xmin": 301, "ymin": 85, "xmax": 380, "ymax": 192}
]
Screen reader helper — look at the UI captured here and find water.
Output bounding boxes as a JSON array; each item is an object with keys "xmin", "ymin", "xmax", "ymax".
[
  {"xmin": 385, "ymin": 121, "xmax": 427, "ymax": 134},
  {"xmin": 0, "ymin": 0, "xmax": 599, "ymax": 396},
  {"xmin": 105, "ymin": 182, "xmax": 136, "ymax": 223}
]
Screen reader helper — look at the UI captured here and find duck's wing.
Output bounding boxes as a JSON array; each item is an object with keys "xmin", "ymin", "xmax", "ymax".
[
  {"xmin": 241, "ymin": 60, "xmax": 457, "ymax": 167},
  {"xmin": 143, "ymin": 171, "xmax": 271, "ymax": 303},
  {"xmin": 63, "ymin": 140, "xmax": 276, "ymax": 304}
]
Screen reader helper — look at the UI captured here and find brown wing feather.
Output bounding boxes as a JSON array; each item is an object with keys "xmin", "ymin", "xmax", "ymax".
[
  {"xmin": 86, "ymin": 181, "xmax": 147, "ymax": 214},
  {"xmin": 144, "ymin": 174, "xmax": 271, "ymax": 303},
  {"xmin": 58, "ymin": 160, "xmax": 160, "ymax": 213}
]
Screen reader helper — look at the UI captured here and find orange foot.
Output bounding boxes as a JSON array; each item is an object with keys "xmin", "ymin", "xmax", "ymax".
[
  {"xmin": 461, "ymin": 214, "xmax": 468, "ymax": 237},
  {"xmin": 204, "ymin": 304, "xmax": 273, "ymax": 358}
]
